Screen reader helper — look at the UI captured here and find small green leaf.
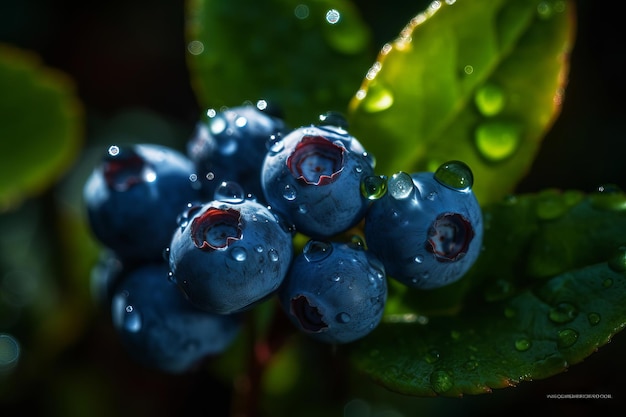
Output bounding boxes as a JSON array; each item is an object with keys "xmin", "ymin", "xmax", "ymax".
[
  {"xmin": 349, "ymin": 189, "xmax": 626, "ymax": 396},
  {"xmin": 348, "ymin": 0, "xmax": 575, "ymax": 204},
  {"xmin": 0, "ymin": 44, "xmax": 83, "ymax": 211},
  {"xmin": 185, "ymin": 0, "xmax": 373, "ymax": 126}
]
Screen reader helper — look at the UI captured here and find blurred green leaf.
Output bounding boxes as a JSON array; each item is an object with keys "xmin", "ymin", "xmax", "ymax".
[
  {"xmin": 349, "ymin": 189, "xmax": 626, "ymax": 396},
  {"xmin": 185, "ymin": 0, "xmax": 373, "ymax": 126},
  {"xmin": 348, "ymin": 0, "xmax": 575, "ymax": 204},
  {"xmin": 0, "ymin": 43, "xmax": 83, "ymax": 211}
]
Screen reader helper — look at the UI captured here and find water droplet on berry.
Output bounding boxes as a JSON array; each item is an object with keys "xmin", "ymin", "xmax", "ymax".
[
  {"xmin": 548, "ymin": 302, "xmax": 577, "ymax": 324},
  {"xmin": 303, "ymin": 240, "xmax": 333, "ymax": 262},
  {"xmin": 360, "ymin": 175, "xmax": 387, "ymax": 200},
  {"xmin": 283, "ymin": 184, "xmax": 297, "ymax": 201},
  {"xmin": 514, "ymin": 338, "xmax": 531, "ymax": 351},
  {"xmin": 332, "ymin": 274, "xmax": 341, "ymax": 282},
  {"xmin": 268, "ymin": 248, "xmax": 279, "ymax": 262},
  {"xmin": 362, "ymin": 151, "xmax": 376, "ymax": 169},
  {"xmin": 474, "ymin": 83, "xmax": 505, "ymax": 116},
  {"xmin": 388, "ymin": 172, "xmax": 414, "ymax": 199},
  {"xmin": 349, "ymin": 235, "xmax": 366, "ymax": 249},
  {"xmin": 120, "ymin": 304, "xmax": 142, "ymax": 333},
  {"xmin": 434, "ymin": 161, "xmax": 474, "ymax": 191},
  {"xmin": 266, "ymin": 135, "xmax": 284, "ymax": 154},
  {"xmin": 430, "ymin": 370, "xmax": 453, "ymax": 394},
  {"xmin": 231, "ymin": 247, "xmax": 247, "ymax": 261},
  {"xmin": 298, "ymin": 204, "xmax": 308, "ymax": 214},
  {"xmin": 414, "ymin": 255, "xmax": 424, "ymax": 264},
  {"xmin": 336, "ymin": 312, "xmax": 351, "ymax": 323},
  {"xmin": 474, "ymin": 120, "xmax": 521, "ymax": 161},
  {"xmin": 214, "ymin": 181, "xmax": 245, "ymax": 203},
  {"xmin": 209, "ymin": 115, "xmax": 227, "ymax": 135},
  {"xmin": 557, "ymin": 328, "xmax": 578, "ymax": 348},
  {"xmin": 608, "ymin": 246, "xmax": 626, "ymax": 272},
  {"xmin": 319, "ymin": 111, "xmax": 349, "ymax": 131},
  {"xmin": 167, "ymin": 271, "xmax": 176, "ymax": 283},
  {"xmin": 254, "ymin": 245, "xmax": 263, "ymax": 253},
  {"xmin": 359, "ymin": 82, "xmax": 394, "ymax": 113}
]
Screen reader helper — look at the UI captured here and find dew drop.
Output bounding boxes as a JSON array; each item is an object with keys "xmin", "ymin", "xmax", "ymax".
[
  {"xmin": 298, "ymin": 204, "xmax": 309, "ymax": 214},
  {"xmin": 557, "ymin": 328, "xmax": 578, "ymax": 348},
  {"xmin": 231, "ymin": 247, "xmax": 248, "ymax": 262},
  {"xmin": 414, "ymin": 255, "xmax": 424, "ymax": 264},
  {"xmin": 535, "ymin": 190, "xmax": 568, "ymax": 220},
  {"xmin": 362, "ymin": 151, "xmax": 376, "ymax": 169},
  {"xmin": 474, "ymin": 83, "xmax": 505, "ymax": 116},
  {"xmin": 349, "ymin": 234, "xmax": 366, "ymax": 249},
  {"xmin": 424, "ymin": 349, "xmax": 440, "ymax": 364},
  {"xmin": 590, "ymin": 184, "xmax": 626, "ymax": 211},
  {"xmin": 266, "ymin": 135, "xmax": 285, "ymax": 154},
  {"xmin": 268, "ymin": 248, "xmax": 279, "ymax": 262},
  {"xmin": 360, "ymin": 81, "xmax": 394, "ymax": 113},
  {"xmin": 434, "ymin": 160, "xmax": 474, "ymax": 191},
  {"xmin": 332, "ymin": 274, "xmax": 341, "ymax": 282},
  {"xmin": 336, "ymin": 312, "xmax": 351, "ymax": 323},
  {"xmin": 209, "ymin": 115, "xmax": 227, "ymax": 135},
  {"xmin": 587, "ymin": 312, "xmax": 601, "ymax": 326},
  {"xmin": 388, "ymin": 172, "xmax": 414, "ymax": 199},
  {"xmin": 360, "ymin": 175, "xmax": 387, "ymax": 200},
  {"xmin": 319, "ymin": 111, "xmax": 349, "ymax": 131},
  {"xmin": 255, "ymin": 245, "xmax": 264, "ymax": 253},
  {"xmin": 548, "ymin": 302, "xmax": 578, "ymax": 324},
  {"xmin": 514, "ymin": 338, "xmax": 531, "ymax": 352},
  {"xmin": 214, "ymin": 181, "xmax": 245, "ymax": 203},
  {"xmin": 234, "ymin": 115, "xmax": 248, "ymax": 128},
  {"xmin": 430, "ymin": 370, "xmax": 454, "ymax": 394},
  {"xmin": 474, "ymin": 120, "xmax": 521, "ymax": 162},
  {"xmin": 167, "ymin": 271, "xmax": 176, "ymax": 283},
  {"xmin": 283, "ymin": 184, "xmax": 297, "ymax": 201},
  {"xmin": 123, "ymin": 304, "xmax": 142, "ymax": 333},
  {"xmin": 303, "ymin": 240, "xmax": 333, "ymax": 262},
  {"xmin": 608, "ymin": 246, "xmax": 626, "ymax": 272}
]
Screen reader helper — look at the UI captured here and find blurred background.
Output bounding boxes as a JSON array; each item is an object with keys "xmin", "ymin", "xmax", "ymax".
[{"xmin": 0, "ymin": 0, "xmax": 625, "ymax": 416}]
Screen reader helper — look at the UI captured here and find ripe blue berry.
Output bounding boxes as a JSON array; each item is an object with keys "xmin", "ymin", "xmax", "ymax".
[
  {"xmin": 110, "ymin": 262, "xmax": 242, "ymax": 374},
  {"xmin": 187, "ymin": 102, "xmax": 289, "ymax": 202},
  {"xmin": 168, "ymin": 184, "xmax": 294, "ymax": 314},
  {"xmin": 83, "ymin": 143, "xmax": 200, "ymax": 262},
  {"xmin": 278, "ymin": 239, "xmax": 387, "ymax": 344},
  {"xmin": 261, "ymin": 118, "xmax": 376, "ymax": 239},
  {"xmin": 364, "ymin": 161, "xmax": 483, "ymax": 289}
]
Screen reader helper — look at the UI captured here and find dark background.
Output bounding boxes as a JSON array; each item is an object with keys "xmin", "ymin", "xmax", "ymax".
[{"xmin": 1, "ymin": 0, "xmax": 625, "ymax": 416}]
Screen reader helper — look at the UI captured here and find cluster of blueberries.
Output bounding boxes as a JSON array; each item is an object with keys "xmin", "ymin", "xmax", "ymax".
[{"xmin": 83, "ymin": 101, "xmax": 483, "ymax": 373}]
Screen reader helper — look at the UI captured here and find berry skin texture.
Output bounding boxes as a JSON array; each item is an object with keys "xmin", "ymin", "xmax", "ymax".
[
  {"xmin": 364, "ymin": 167, "xmax": 483, "ymax": 290},
  {"xmin": 278, "ymin": 240, "xmax": 387, "ymax": 344},
  {"xmin": 261, "ymin": 124, "xmax": 376, "ymax": 239},
  {"xmin": 110, "ymin": 262, "xmax": 241, "ymax": 374},
  {"xmin": 168, "ymin": 195, "xmax": 294, "ymax": 314},
  {"xmin": 83, "ymin": 143, "xmax": 200, "ymax": 262},
  {"xmin": 187, "ymin": 104, "xmax": 289, "ymax": 202}
]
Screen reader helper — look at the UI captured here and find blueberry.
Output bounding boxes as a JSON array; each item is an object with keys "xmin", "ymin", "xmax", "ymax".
[
  {"xmin": 110, "ymin": 262, "xmax": 242, "ymax": 374},
  {"xmin": 278, "ymin": 239, "xmax": 387, "ymax": 344},
  {"xmin": 187, "ymin": 102, "xmax": 289, "ymax": 202},
  {"xmin": 261, "ymin": 117, "xmax": 376, "ymax": 239},
  {"xmin": 168, "ymin": 186, "xmax": 294, "ymax": 314},
  {"xmin": 83, "ymin": 143, "xmax": 200, "ymax": 261},
  {"xmin": 364, "ymin": 162, "xmax": 483, "ymax": 289}
]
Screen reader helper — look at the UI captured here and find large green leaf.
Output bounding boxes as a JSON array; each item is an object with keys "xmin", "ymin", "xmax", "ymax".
[
  {"xmin": 349, "ymin": 189, "xmax": 626, "ymax": 396},
  {"xmin": 185, "ymin": 0, "xmax": 373, "ymax": 126},
  {"xmin": 348, "ymin": 0, "xmax": 575, "ymax": 204},
  {"xmin": 0, "ymin": 44, "xmax": 83, "ymax": 211}
]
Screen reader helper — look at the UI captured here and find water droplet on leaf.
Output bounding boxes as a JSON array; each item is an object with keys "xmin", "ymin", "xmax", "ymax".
[
  {"xmin": 474, "ymin": 83, "xmax": 505, "ymax": 116},
  {"xmin": 474, "ymin": 121, "xmax": 521, "ymax": 162},
  {"xmin": 434, "ymin": 160, "xmax": 474, "ymax": 191},
  {"xmin": 360, "ymin": 82, "xmax": 394, "ymax": 113},
  {"xmin": 548, "ymin": 302, "xmax": 577, "ymax": 324},
  {"xmin": 557, "ymin": 328, "xmax": 578, "ymax": 348},
  {"xmin": 515, "ymin": 338, "xmax": 531, "ymax": 351},
  {"xmin": 430, "ymin": 370, "xmax": 454, "ymax": 394}
]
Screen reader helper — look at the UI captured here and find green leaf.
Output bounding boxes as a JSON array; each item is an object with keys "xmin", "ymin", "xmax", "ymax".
[
  {"xmin": 0, "ymin": 44, "xmax": 83, "ymax": 211},
  {"xmin": 185, "ymin": 0, "xmax": 374, "ymax": 126},
  {"xmin": 349, "ymin": 189, "xmax": 626, "ymax": 396},
  {"xmin": 347, "ymin": 0, "xmax": 575, "ymax": 204}
]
